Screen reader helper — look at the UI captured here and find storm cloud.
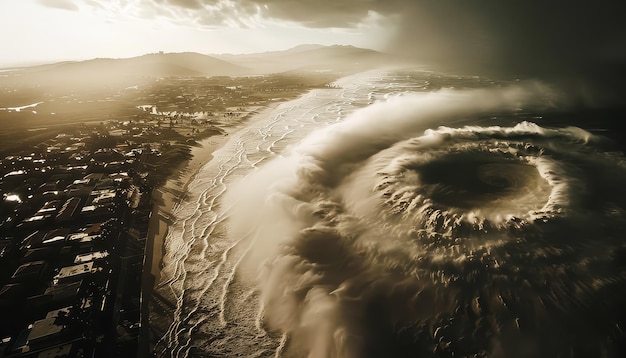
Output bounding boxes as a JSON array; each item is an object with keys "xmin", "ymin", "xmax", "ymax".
[
  {"xmin": 37, "ymin": 0, "xmax": 79, "ymax": 11},
  {"xmin": 385, "ymin": 2, "xmax": 625, "ymax": 104},
  {"xmin": 146, "ymin": 0, "xmax": 625, "ymax": 94},
  {"xmin": 158, "ymin": 0, "xmax": 402, "ymax": 27}
]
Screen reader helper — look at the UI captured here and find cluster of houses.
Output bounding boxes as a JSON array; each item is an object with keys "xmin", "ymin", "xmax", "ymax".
[{"xmin": 0, "ymin": 128, "xmax": 158, "ymax": 357}]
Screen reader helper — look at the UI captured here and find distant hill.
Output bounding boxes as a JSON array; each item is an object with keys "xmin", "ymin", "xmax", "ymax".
[
  {"xmin": 6, "ymin": 52, "xmax": 247, "ymax": 89},
  {"xmin": 215, "ymin": 44, "xmax": 402, "ymax": 74},
  {"xmin": 0, "ymin": 45, "xmax": 405, "ymax": 90}
]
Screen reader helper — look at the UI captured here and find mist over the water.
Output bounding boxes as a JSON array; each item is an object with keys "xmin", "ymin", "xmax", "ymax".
[{"xmin": 225, "ymin": 82, "xmax": 626, "ymax": 357}]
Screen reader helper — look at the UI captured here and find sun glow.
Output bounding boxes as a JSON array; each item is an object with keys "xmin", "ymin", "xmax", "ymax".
[{"xmin": 0, "ymin": 0, "xmax": 390, "ymax": 67}]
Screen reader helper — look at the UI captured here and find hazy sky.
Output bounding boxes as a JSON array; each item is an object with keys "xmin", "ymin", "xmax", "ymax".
[
  {"xmin": 0, "ymin": 0, "xmax": 395, "ymax": 66},
  {"xmin": 1, "ymin": 0, "xmax": 624, "ymax": 97}
]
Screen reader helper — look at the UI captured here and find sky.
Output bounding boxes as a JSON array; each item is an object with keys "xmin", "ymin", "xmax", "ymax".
[
  {"xmin": 1, "ymin": 0, "xmax": 624, "ymax": 104},
  {"xmin": 0, "ymin": 0, "xmax": 395, "ymax": 67}
]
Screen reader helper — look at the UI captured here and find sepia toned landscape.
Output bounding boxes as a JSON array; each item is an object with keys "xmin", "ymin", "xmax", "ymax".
[
  {"xmin": 1, "ymin": 1, "xmax": 625, "ymax": 358},
  {"xmin": 0, "ymin": 42, "xmax": 411, "ymax": 356}
]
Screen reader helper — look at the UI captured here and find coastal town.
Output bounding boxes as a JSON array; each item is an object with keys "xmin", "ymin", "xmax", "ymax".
[
  {"xmin": 0, "ymin": 71, "xmax": 339, "ymax": 357},
  {"xmin": 0, "ymin": 118, "xmax": 186, "ymax": 357}
]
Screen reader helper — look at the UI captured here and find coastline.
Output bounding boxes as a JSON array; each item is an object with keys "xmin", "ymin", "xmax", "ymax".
[
  {"xmin": 140, "ymin": 103, "xmax": 281, "ymax": 353},
  {"xmin": 139, "ymin": 70, "xmax": 387, "ymax": 354},
  {"xmin": 146, "ymin": 104, "xmax": 279, "ymax": 285}
]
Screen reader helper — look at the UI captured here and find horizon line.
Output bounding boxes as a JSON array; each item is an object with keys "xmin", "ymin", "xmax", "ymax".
[{"xmin": 0, "ymin": 43, "xmax": 378, "ymax": 69}]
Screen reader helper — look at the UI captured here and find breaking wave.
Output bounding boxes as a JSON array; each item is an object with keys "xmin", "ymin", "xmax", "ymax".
[{"xmin": 227, "ymin": 85, "xmax": 626, "ymax": 357}]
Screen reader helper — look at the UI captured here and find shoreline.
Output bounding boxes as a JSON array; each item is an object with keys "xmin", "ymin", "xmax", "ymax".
[
  {"xmin": 147, "ymin": 103, "xmax": 279, "ymax": 283},
  {"xmin": 140, "ymin": 103, "xmax": 282, "ymax": 353},
  {"xmin": 139, "ymin": 70, "xmax": 385, "ymax": 354}
]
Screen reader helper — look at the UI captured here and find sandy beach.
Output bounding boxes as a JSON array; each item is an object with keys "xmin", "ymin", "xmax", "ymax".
[
  {"xmin": 145, "ymin": 104, "xmax": 276, "ymax": 284},
  {"xmin": 140, "ymin": 104, "xmax": 280, "ymax": 350}
]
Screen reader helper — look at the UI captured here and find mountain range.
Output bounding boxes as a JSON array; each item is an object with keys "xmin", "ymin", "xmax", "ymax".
[{"xmin": 2, "ymin": 45, "xmax": 404, "ymax": 88}]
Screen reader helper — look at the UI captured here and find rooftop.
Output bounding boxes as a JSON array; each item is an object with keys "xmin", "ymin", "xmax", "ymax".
[{"xmin": 53, "ymin": 262, "xmax": 94, "ymax": 284}]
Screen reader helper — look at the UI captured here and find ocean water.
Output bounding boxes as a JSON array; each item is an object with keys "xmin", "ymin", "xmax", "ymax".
[{"xmin": 152, "ymin": 70, "xmax": 626, "ymax": 358}]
